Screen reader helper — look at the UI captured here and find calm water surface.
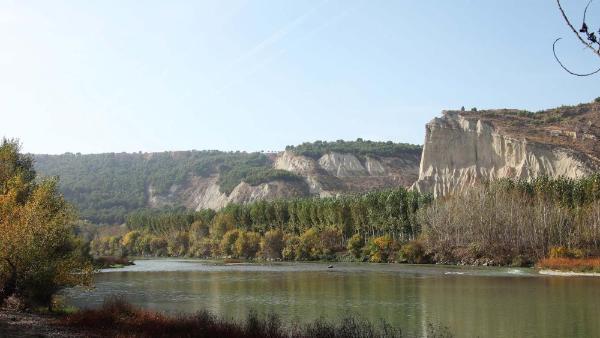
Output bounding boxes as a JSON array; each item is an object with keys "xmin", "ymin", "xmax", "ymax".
[{"xmin": 63, "ymin": 259, "xmax": 600, "ymax": 337}]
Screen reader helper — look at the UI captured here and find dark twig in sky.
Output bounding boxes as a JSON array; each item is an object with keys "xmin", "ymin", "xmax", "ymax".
[
  {"xmin": 554, "ymin": 0, "xmax": 600, "ymax": 76},
  {"xmin": 553, "ymin": 38, "xmax": 600, "ymax": 76}
]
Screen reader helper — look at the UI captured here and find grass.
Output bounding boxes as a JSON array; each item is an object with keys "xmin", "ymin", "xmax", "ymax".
[
  {"xmin": 62, "ymin": 297, "xmax": 453, "ymax": 338},
  {"xmin": 537, "ymin": 257, "xmax": 600, "ymax": 273}
]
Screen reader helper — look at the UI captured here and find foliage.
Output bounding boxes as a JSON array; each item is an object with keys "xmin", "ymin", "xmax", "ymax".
[
  {"xmin": 33, "ymin": 151, "xmax": 295, "ymax": 224},
  {"xmin": 537, "ymin": 257, "xmax": 600, "ymax": 273},
  {"xmin": 422, "ymin": 175, "xmax": 600, "ymax": 265},
  {"xmin": 285, "ymin": 139, "xmax": 421, "ymax": 159},
  {"xmin": 398, "ymin": 240, "xmax": 428, "ymax": 264},
  {"xmin": 234, "ymin": 231, "xmax": 261, "ymax": 259},
  {"xmin": 220, "ymin": 230, "xmax": 241, "ymax": 256},
  {"xmin": 347, "ymin": 234, "xmax": 365, "ymax": 259},
  {"xmin": 368, "ymin": 236, "xmax": 396, "ymax": 263},
  {"xmin": 64, "ymin": 297, "xmax": 411, "ymax": 338},
  {"xmin": 261, "ymin": 229, "xmax": 284, "ymax": 260},
  {"xmin": 0, "ymin": 139, "xmax": 92, "ymax": 308}
]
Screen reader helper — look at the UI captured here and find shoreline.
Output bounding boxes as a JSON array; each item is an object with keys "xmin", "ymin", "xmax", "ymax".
[{"xmin": 538, "ymin": 269, "xmax": 600, "ymax": 277}]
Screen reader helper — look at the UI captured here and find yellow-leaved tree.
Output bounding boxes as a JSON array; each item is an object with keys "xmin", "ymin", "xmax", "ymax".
[{"xmin": 0, "ymin": 138, "xmax": 92, "ymax": 309}]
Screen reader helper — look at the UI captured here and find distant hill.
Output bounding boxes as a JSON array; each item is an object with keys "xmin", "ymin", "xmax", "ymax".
[{"xmin": 34, "ymin": 140, "xmax": 422, "ymax": 225}]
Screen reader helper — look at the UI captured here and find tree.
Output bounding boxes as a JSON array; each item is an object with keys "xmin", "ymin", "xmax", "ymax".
[
  {"xmin": 261, "ymin": 229, "xmax": 284, "ymax": 260},
  {"xmin": 347, "ymin": 234, "xmax": 365, "ymax": 259},
  {"xmin": 0, "ymin": 139, "xmax": 92, "ymax": 308},
  {"xmin": 555, "ymin": 0, "xmax": 600, "ymax": 76},
  {"xmin": 234, "ymin": 231, "xmax": 261, "ymax": 258}
]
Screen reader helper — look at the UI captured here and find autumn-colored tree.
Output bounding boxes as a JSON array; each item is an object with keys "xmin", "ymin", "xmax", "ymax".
[
  {"xmin": 0, "ymin": 139, "xmax": 92, "ymax": 308},
  {"xmin": 233, "ymin": 231, "xmax": 261, "ymax": 258},
  {"xmin": 261, "ymin": 229, "xmax": 284, "ymax": 260}
]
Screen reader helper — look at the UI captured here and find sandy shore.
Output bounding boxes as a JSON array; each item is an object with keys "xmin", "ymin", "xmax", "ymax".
[
  {"xmin": 538, "ymin": 269, "xmax": 600, "ymax": 277},
  {"xmin": 0, "ymin": 309, "xmax": 101, "ymax": 338}
]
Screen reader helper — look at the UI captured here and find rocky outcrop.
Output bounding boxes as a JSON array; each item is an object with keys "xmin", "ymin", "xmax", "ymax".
[
  {"xmin": 148, "ymin": 174, "xmax": 310, "ymax": 211},
  {"xmin": 413, "ymin": 111, "xmax": 600, "ymax": 197}
]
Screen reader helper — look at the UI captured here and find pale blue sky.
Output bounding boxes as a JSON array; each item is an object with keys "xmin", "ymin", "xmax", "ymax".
[{"xmin": 2, "ymin": 0, "xmax": 600, "ymax": 154}]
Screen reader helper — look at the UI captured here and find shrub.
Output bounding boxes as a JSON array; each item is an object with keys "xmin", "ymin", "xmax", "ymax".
[
  {"xmin": 320, "ymin": 227, "xmax": 343, "ymax": 256},
  {"xmin": 220, "ymin": 229, "xmax": 241, "ymax": 256},
  {"xmin": 368, "ymin": 236, "xmax": 396, "ymax": 263},
  {"xmin": 398, "ymin": 240, "xmax": 429, "ymax": 264},
  {"xmin": 63, "ymin": 298, "xmax": 409, "ymax": 338},
  {"xmin": 296, "ymin": 228, "xmax": 321, "ymax": 260},
  {"xmin": 282, "ymin": 235, "xmax": 300, "ymax": 261},
  {"xmin": 261, "ymin": 229, "xmax": 284, "ymax": 260},
  {"xmin": 234, "ymin": 231, "xmax": 261, "ymax": 259},
  {"xmin": 548, "ymin": 246, "xmax": 584, "ymax": 259},
  {"xmin": 347, "ymin": 234, "xmax": 365, "ymax": 259},
  {"xmin": 167, "ymin": 231, "xmax": 189, "ymax": 257}
]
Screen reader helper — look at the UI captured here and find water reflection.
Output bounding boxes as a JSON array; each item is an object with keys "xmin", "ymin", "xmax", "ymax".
[{"xmin": 64, "ymin": 260, "xmax": 600, "ymax": 337}]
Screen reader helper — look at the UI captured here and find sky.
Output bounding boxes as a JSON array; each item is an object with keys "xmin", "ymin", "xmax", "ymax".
[{"xmin": 1, "ymin": 0, "xmax": 600, "ymax": 154}]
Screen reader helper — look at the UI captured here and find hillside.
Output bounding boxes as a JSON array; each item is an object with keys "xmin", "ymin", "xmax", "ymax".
[
  {"xmin": 413, "ymin": 100, "xmax": 600, "ymax": 196},
  {"xmin": 34, "ymin": 140, "xmax": 422, "ymax": 224}
]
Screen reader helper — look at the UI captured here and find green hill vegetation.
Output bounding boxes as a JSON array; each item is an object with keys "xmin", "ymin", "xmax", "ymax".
[
  {"xmin": 33, "ymin": 151, "xmax": 292, "ymax": 224},
  {"xmin": 285, "ymin": 139, "xmax": 422, "ymax": 159},
  {"xmin": 33, "ymin": 140, "xmax": 422, "ymax": 225}
]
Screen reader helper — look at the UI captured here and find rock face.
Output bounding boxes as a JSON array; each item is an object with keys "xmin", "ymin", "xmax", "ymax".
[
  {"xmin": 146, "ymin": 150, "xmax": 421, "ymax": 211},
  {"xmin": 148, "ymin": 175, "xmax": 310, "ymax": 211},
  {"xmin": 413, "ymin": 110, "xmax": 600, "ymax": 197}
]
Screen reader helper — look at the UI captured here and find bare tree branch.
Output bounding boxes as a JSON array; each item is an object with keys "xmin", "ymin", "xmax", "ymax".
[
  {"xmin": 553, "ymin": 38, "xmax": 600, "ymax": 76},
  {"xmin": 557, "ymin": 0, "xmax": 600, "ymax": 57}
]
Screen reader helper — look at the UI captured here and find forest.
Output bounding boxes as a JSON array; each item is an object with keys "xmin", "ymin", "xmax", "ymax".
[
  {"xmin": 91, "ymin": 174, "xmax": 600, "ymax": 266},
  {"xmin": 33, "ymin": 139, "xmax": 420, "ymax": 225},
  {"xmin": 285, "ymin": 139, "xmax": 422, "ymax": 159}
]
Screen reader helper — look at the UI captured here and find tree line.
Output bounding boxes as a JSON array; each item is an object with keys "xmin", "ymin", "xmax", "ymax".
[{"xmin": 92, "ymin": 174, "xmax": 600, "ymax": 266}]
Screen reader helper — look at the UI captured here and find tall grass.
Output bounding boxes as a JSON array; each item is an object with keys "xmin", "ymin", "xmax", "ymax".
[
  {"xmin": 63, "ymin": 298, "xmax": 452, "ymax": 338},
  {"xmin": 537, "ymin": 257, "xmax": 600, "ymax": 273}
]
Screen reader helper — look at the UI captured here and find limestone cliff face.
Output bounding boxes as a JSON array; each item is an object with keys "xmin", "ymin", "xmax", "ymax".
[
  {"xmin": 413, "ymin": 111, "xmax": 600, "ymax": 197},
  {"xmin": 274, "ymin": 150, "xmax": 420, "ymax": 196},
  {"xmin": 148, "ymin": 175, "xmax": 310, "ymax": 211}
]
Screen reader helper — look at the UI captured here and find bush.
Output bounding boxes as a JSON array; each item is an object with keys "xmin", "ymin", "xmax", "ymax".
[
  {"xmin": 347, "ymin": 234, "xmax": 365, "ymax": 259},
  {"xmin": 261, "ymin": 229, "xmax": 284, "ymax": 260},
  {"xmin": 220, "ymin": 230, "xmax": 241, "ymax": 256},
  {"xmin": 63, "ymin": 298, "xmax": 409, "ymax": 338},
  {"xmin": 320, "ymin": 227, "xmax": 343, "ymax": 256},
  {"xmin": 234, "ymin": 231, "xmax": 261, "ymax": 259},
  {"xmin": 167, "ymin": 231, "xmax": 189, "ymax": 257},
  {"xmin": 282, "ymin": 235, "xmax": 300, "ymax": 261},
  {"xmin": 398, "ymin": 240, "xmax": 429, "ymax": 264},
  {"xmin": 296, "ymin": 228, "xmax": 321, "ymax": 260},
  {"xmin": 548, "ymin": 246, "xmax": 584, "ymax": 259},
  {"xmin": 368, "ymin": 236, "xmax": 396, "ymax": 263}
]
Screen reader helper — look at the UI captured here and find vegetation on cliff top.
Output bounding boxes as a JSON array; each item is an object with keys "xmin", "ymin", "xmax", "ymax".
[{"xmin": 285, "ymin": 139, "xmax": 422, "ymax": 159}]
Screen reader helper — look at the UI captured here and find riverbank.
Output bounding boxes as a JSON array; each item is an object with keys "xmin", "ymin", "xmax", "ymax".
[
  {"xmin": 0, "ymin": 309, "xmax": 99, "ymax": 338},
  {"xmin": 2, "ymin": 298, "xmax": 449, "ymax": 338}
]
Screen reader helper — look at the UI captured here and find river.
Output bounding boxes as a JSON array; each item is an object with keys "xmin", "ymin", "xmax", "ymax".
[{"xmin": 63, "ymin": 259, "xmax": 600, "ymax": 337}]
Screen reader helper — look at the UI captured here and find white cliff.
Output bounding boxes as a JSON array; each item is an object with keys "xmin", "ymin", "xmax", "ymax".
[{"xmin": 413, "ymin": 111, "xmax": 599, "ymax": 197}]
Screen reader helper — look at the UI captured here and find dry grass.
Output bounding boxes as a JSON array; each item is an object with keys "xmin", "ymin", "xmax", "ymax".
[
  {"xmin": 537, "ymin": 257, "xmax": 600, "ymax": 273},
  {"xmin": 61, "ymin": 297, "xmax": 437, "ymax": 338}
]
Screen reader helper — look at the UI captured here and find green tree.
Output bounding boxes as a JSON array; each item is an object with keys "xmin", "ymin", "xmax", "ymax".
[{"xmin": 0, "ymin": 139, "xmax": 93, "ymax": 308}]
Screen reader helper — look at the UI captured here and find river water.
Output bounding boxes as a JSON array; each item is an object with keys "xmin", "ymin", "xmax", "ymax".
[{"xmin": 63, "ymin": 259, "xmax": 600, "ymax": 337}]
